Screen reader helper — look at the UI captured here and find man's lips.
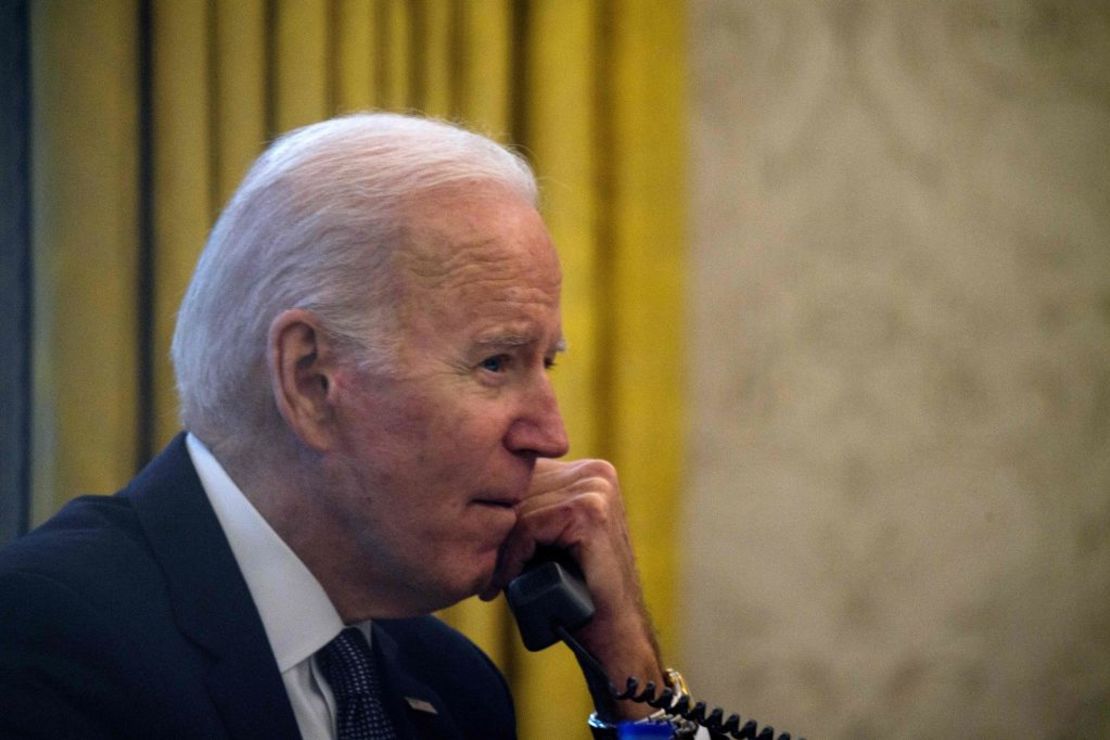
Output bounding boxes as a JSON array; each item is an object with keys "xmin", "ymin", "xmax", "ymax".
[{"xmin": 472, "ymin": 497, "xmax": 519, "ymax": 509}]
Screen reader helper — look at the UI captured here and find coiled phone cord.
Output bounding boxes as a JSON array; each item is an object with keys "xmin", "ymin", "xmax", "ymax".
[{"xmin": 555, "ymin": 625, "xmax": 804, "ymax": 740}]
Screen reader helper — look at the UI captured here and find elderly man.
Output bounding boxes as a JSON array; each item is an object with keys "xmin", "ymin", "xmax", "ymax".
[{"xmin": 0, "ymin": 114, "xmax": 685, "ymax": 739}]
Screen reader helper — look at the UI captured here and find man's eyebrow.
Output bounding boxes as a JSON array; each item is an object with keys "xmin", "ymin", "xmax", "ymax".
[{"xmin": 473, "ymin": 334, "xmax": 567, "ymax": 353}]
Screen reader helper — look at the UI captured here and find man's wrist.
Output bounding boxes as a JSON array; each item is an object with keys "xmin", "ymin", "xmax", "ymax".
[{"xmin": 587, "ymin": 668, "xmax": 697, "ymax": 739}]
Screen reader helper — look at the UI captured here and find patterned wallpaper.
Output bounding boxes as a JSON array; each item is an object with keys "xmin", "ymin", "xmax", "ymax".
[{"xmin": 683, "ymin": 2, "xmax": 1110, "ymax": 737}]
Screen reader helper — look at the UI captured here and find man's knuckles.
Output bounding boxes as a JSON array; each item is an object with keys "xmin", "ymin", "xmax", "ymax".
[
  {"xmin": 518, "ymin": 490, "xmax": 611, "ymax": 533},
  {"xmin": 534, "ymin": 458, "xmax": 618, "ymax": 485}
]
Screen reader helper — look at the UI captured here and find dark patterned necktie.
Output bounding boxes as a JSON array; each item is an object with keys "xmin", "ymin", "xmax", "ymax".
[{"xmin": 317, "ymin": 627, "xmax": 399, "ymax": 740}]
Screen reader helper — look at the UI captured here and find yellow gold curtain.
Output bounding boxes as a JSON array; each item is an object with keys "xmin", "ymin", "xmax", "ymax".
[{"xmin": 29, "ymin": 2, "xmax": 684, "ymax": 737}]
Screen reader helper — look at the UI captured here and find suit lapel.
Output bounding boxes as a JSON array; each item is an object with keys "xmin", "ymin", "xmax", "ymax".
[
  {"xmin": 125, "ymin": 434, "xmax": 301, "ymax": 740},
  {"xmin": 373, "ymin": 622, "xmax": 463, "ymax": 739}
]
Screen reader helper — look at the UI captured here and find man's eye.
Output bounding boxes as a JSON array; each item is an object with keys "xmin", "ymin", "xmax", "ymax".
[
  {"xmin": 544, "ymin": 357, "xmax": 558, "ymax": 370},
  {"xmin": 480, "ymin": 355, "xmax": 508, "ymax": 373}
]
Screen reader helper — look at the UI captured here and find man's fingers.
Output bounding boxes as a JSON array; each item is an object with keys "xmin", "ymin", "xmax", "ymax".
[
  {"xmin": 529, "ymin": 458, "xmax": 619, "ymax": 495},
  {"xmin": 481, "ymin": 499, "xmax": 577, "ymax": 598},
  {"xmin": 482, "ymin": 458, "xmax": 628, "ymax": 601},
  {"xmin": 485, "ymin": 498, "xmax": 617, "ymax": 598}
]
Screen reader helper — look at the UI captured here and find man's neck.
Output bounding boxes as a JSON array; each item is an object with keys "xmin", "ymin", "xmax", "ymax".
[{"xmin": 211, "ymin": 441, "xmax": 413, "ymax": 623}]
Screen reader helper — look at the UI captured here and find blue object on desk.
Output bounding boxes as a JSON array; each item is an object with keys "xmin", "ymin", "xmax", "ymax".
[{"xmin": 618, "ymin": 720, "xmax": 674, "ymax": 738}]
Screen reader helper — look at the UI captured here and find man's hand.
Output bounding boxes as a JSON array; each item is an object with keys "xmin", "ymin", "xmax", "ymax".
[{"xmin": 480, "ymin": 458, "xmax": 665, "ymax": 720}]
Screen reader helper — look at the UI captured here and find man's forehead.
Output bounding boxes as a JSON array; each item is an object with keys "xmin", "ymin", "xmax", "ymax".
[
  {"xmin": 401, "ymin": 235, "xmax": 520, "ymax": 280},
  {"xmin": 395, "ymin": 229, "xmax": 563, "ymax": 313},
  {"xmin": 395, "ymin": 184, "xmax": 555, "ymax": 263}
]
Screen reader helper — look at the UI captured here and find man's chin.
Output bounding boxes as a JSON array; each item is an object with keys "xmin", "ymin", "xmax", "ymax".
[{"xmin": 404, "ymin": 565, "xmax": 498, "ymax": 616}]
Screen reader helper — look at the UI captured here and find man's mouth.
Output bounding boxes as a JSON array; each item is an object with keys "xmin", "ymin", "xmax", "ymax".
[{"xmin": 472, "ymin": 498, "xmax": 518, "ymax": 509}]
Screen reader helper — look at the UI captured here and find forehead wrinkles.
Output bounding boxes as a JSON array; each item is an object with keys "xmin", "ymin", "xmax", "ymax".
[
  {"xmin": 402, "ymin": 234, "xmax": 512, "ymax": 288},
  {"xmin": 397, "ymin": 218, "xmax": 561, "ymax": 298}
]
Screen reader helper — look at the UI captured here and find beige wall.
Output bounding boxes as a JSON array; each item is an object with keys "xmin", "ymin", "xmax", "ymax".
[{"xmin": 683, "ymin": 2, "xmax": 1110, "ymax": 737}]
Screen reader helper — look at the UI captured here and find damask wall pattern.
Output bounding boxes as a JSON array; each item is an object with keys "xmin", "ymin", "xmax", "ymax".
[{"xmin": 684, "ymin": 2, "xmax": 1110, "ymax": 737}]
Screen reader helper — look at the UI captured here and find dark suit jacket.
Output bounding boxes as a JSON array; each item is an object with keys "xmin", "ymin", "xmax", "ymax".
[{"xmin": 0, "ymin": 434, "xmax": 516, "ymax": 739}]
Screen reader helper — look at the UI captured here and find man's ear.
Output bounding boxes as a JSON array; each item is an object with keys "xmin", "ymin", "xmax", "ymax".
[{"xmin": 268, "ymin": 309, "xmax": 341, "ymax": 452}]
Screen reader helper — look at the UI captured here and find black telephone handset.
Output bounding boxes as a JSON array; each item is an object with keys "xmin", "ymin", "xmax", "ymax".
[
  {"xmin": 505, "ymin": 549, "xmax": 805, "ymax": 740},
  {"xmin": 505, "ymin": 546, "xmax": 596, "ymax": 651}
]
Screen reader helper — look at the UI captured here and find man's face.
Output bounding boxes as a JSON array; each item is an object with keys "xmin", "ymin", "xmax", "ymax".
[{"xmin": 325, "ymin": 183, "xmax": 569, "ymax": 615}]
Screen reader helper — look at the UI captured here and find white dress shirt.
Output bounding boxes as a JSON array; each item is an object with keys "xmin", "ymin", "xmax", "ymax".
[{"xmin": 186, "ymin": 433, "xmax": 369, "ymax": 739}]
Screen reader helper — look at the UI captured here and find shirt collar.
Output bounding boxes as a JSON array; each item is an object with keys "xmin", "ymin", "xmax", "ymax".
[{"xmin": 185, "ymin": 432, "xmax": 352, "ymax": 672}]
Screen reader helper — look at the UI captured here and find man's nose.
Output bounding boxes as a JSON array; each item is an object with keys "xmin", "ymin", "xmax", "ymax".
[{"xmin": 507, "ymin": 375, "xmax": 569, "ymax": 458}]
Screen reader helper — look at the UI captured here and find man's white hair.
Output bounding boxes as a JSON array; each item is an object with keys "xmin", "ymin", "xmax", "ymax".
[{"xmin": 170, "ymin": 112, "xmax": 538, "ymax": 455}]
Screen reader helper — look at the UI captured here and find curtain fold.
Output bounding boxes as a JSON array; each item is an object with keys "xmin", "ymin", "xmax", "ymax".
[
  {"xmin": 31, "ymin": 0, "xmax": 142, "ymax": 523},
  {"xmin": 30, "ymin": 2, "xmax": 684, "ymax": 737},
  {"xmin": 151, "ymin": 0, "xmax": 212, "ymax": 447}
]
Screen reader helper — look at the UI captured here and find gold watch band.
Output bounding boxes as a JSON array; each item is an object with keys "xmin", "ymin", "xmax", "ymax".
[{"xmin": 663, "ymin": 667, "xmax": 691, "ymax": 703}]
